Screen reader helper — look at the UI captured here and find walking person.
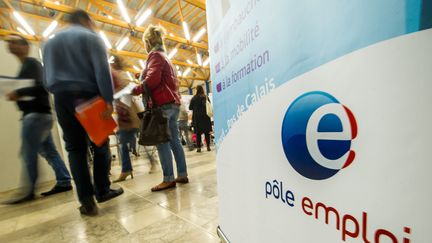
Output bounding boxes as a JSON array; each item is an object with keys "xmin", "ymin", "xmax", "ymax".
[
  {"xmin": 133, "ymin": 25, "xmax": 188, "ymax": 191},
  {"xmin": 110, "ymin": 56, "xmax": 140, "ymax": 182},
  {"xmin": 178, "ymin": 103, "xmax": 194, "ymax": 151},
  {"xmin": 43, "ymin": 10, "xmax": 123, "ymax": 215},
  {"xmin": 3, "ymin": 34, "xmax": 72, "ymax": 204},
  {"xmin": 189, "ymin": 85, "xmax": 212, "ymax": 152}
]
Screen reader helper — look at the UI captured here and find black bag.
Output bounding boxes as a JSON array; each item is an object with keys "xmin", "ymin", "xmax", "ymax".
[{"xmin": 138, "ymin": 84, "xmax": 171, "ymax": 146}]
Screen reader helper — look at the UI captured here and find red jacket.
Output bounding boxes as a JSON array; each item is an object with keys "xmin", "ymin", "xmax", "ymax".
[{"xmin": 133, "ymin": 51, "xmax": 181, "ymax": 106}]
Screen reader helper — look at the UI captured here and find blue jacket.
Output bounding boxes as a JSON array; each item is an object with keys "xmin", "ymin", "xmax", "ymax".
[{"xmin": 43, "ymin": 25, "xmax": 113, "ymax": 102}]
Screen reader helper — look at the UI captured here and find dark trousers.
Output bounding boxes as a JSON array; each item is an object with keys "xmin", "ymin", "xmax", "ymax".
[
  {"xmin": 196, "ymin": 130, "xmax": 211, "ymax": 148},
  {"xmin": 54, "ymin": 92, "xmax": 111, "ymax": 204}
]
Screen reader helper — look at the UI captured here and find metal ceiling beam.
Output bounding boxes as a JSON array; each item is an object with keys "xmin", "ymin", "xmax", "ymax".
[
  {"xmin": 17, "ymin": 0, "xmax": 208, "ymax": 50},
  {"xmin": 182, "ymin": 0, "xmax": 206, "ymax": 10},
  {"xmin": 0, "ymin": 7, "xmax": 207, "ymax": 70},
  {"xmin": 0, "ymin": 28, "xmax": 210, "ymax": 83}
]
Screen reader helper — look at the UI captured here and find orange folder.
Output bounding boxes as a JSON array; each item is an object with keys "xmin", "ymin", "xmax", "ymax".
[{"xmin": 75, "ymin": 97, "xmax": 117, "ymax": 146}]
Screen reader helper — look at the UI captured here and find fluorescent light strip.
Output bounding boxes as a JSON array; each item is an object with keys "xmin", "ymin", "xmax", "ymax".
[
  {"xmin": 108, "ymin": 15, "xmax": 113, "ymax": 20},
  {"xmin": 17, "ymin": 27, "xmax": 28, "ymax": 35},
  {"xmin": 183, "ymin": 67, "xmax": 191, "ymax": 77},
  {"xmin": 182, "ymin": 21, "xmax": 191, "ymax": 40},
  {"xmin": 49, "ymin": 34, "xmax": 55, "ymax": 39},
  {"xmin": 99, "ymin": 31, "xmax": 112, "ymax": 49},
  {"xmin": 167, "ymin": 48, "xmax": 178, "ymax": 59},
  {"xmin": 133, "ymin": 65, "xmax": 140, "ymax": 71},
  {"xmin": 42, "ymin": 20, "xmax": 58, "ymax": 38},
  {"xmin": 116, "ymin": 0, "xmax": 131, "ymax": 23},
  {"xmin": 203, "ymin": 57, "xmax": 210, "ymax": 67},
  {"xmin": 108, "ymin": 56, "xmax": 114, "ymax": 63},
  {"xmin": 13, "ymin": 12, "xmax": 35, "ymax": 36},
  {"xmin": 116, "ymin": 36, "xmax": 129, "ymax": 51},
  {"xmin": 186, "ymin": 59, "xmax": 193, "ymax": 65},
  {"xmin": 192, "ymin": 28, "xmax": 206, "ymax": 42},
  {"xmin": 126, "ymin": 71, "xmax": 133, "ymax": 81},
  {"xmin": 136, "ymin": 9, "xmax": 152, "ymax": 26},
  {"xmin": 54, "ymin": 1, "xmax": 60, "ymax": 5},
  {"xmin": 196, "ymin": 53, "xmax": 202, "ymax": 66},
  {"xmin": 38, "ymin": 48, "xmax": 43, "ymax": 60},
  {"xmin": 139, "ymin": 60, "xmax": 145, "ymax": 69},
  {"xmin": 177, "ymin": 71, "xmax": 182, "ymax": 76}
]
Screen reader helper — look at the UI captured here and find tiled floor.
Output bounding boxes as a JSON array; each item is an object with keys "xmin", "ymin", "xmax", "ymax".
[{"xmin": 0, "ymin": 147, "xmax": 220, "ymax": 243}]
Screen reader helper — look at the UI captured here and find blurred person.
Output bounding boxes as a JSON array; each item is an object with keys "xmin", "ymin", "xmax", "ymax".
[
  {"xmin": 110, "ymin": 56, "xmax": 140, "ymax": 182},
  {"xmin": 189, "ymin": 85, "xmax": 212, "ymax": 152},
  {"xmin": 136, "ymin": 91, "xmax": 160, "ymax": 174},
  {"xmin": 178, "ymin": 103, "xmax": 194, "ymax": 151},
  {"xmin": 133, "ymin": 25, "xmax": 188, "ymax": 191},
  {"xmin": 43, "ymin": 10, "xmax": 123, "ymax": 215},
  {"xmin": 2, "ymin": 35, "xmax": 72, "ymax": 204}
]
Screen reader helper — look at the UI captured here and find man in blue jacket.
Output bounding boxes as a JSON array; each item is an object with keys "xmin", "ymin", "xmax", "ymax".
[
  {"xmin": 43, "ymin": 10, "xmax": 123, "ymax": 216},
  {"xmin": 4, "ymin": 35, "xmax": 72, "ymax": 204}
]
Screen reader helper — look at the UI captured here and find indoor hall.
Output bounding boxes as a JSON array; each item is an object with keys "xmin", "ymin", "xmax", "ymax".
[{"xmin": 1, "ymin": 0, "xmax": 431, "ymax": 243}]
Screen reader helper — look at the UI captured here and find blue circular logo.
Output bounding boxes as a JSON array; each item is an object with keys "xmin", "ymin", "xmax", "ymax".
[{"xmin": 281, "ymin": 91, "xmax": 357, "ymax": 180}]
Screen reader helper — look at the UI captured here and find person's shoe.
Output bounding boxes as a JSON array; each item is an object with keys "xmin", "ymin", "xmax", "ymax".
[
  {"xmin": 79, "ymin": 199, "xmax": 98, "ymax": 216},
  {"xmin": 41, "ymin": 185, "xmax": 73, "ymax": 196},
  {"xmin": 188, "ymin": 147, "xmax": 195, "ymax": 151},
  {"xmin": 132, "ymin": 151, "xmax": 140, "ymax": 157},
  {"xmin": 113, "ymin": 171, "xmax": 133, "ymax": 183},
  {"xmin": 175, "ymin": 177, "xmax": 189, "ymax": 184},
  {"xmin": 3, "ymin": 193, "xmax": 35, "ymax": 204},
  {"xmin": 207, "ymin": 146, "xmax": 211, "ymax": 151},
  {"xmin": 151, "ymin": 181, "xmax": 176, "ymax": 192},
  {"xmin": 197, "ymin": 148, "xmax": 201, "ymax": 152},
  {"xmin": 96, "ymin": 188, "xmax": 124, "ymax": 203}
]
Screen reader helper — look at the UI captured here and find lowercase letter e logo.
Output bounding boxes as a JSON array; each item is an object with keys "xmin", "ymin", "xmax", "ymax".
[{"xmin": 281, "ymin": 91, "xmax": 357, "ymax": 180}]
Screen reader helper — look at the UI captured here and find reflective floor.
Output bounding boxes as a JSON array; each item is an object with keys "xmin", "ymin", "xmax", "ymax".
[{"xmin": 0, "ymin": 147, "xmax": 219, "ymax": 243}]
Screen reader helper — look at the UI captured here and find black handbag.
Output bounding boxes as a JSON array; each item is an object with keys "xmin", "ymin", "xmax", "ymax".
[{"xmin": 138, "ymin": 84, "xmax": 171, "ymax": 146}]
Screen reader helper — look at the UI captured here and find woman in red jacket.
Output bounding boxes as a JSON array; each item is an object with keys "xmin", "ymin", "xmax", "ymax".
[{"xmin": 133, "ymin": 25, "xmax": 188, "ymax": 191}]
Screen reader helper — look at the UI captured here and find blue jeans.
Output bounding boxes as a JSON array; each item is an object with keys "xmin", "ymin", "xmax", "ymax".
[
  {"xmin": 118, "ymin": 129, "xmax": 136, "ymax": 172},
  {"xmin": 21, "ymin": 113, "xmax": 71, "ymax": 193},
  {"xmin": 156, "ymin": 104, "xmax": 188, "ymax": 182}
]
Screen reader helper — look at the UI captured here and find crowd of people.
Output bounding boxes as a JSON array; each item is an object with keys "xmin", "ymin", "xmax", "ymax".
[{"xmin": 2, "ymin": 9, "xmax": 213, "ymax": 216}]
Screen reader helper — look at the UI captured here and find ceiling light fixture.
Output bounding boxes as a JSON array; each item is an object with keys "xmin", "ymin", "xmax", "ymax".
[
  {"xmin": 42, "ymin": 20, "xmax": 58, "ymax": 38},
  {"xmin": 13, "ymin": 12, "xmax": 35, "ymax": 36},
  {"xmin": 99, "ymin": 31, "xmax": 112, "ymax": 49},
  {"xmin": 116, "ymin": 36, "xmax": 129, "ymax": 51},
  {"xmin": 196, "ymin": 53, "xmax": 202, "ymax": 66},
  {"xmin": 136, "ymin": 9, "xmax": 152, "ymax": 26},
  {"xmin": 203, "ymin": 57, "xmax": 210, "ymax": 67},
  {"xmin": 192, "ymin": 28, "xmax": 206, "ymax": 42},
  {"xmin": 116, "ymin": 0, "xmax": 131, "ymax": 23},
  {"xmin": 182, "ymin": 21, "xmax": 191, "ymax": 40},
  {"xmin": 167, "ymin": 48, "xmax": 178, "ymax": 59},
  {"xmin": 183, "ymin": 67, "xmax": 191, "ymax": 77},
  {"xmin": 126, "ymin": 71, "xmax": 133, "ymax": 81},
  {"xmin": 139, "ymin": 60, "xmax": 145, "ymax": 69},
  {"xmin": 17, "ymin": 27, "xmax": 28, "ymax": 35}
]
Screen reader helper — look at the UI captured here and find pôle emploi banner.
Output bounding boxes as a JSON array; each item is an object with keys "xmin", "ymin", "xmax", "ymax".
[{"xmin": 206, "ymin": 0, "xmax": 432, "ymax": 242}]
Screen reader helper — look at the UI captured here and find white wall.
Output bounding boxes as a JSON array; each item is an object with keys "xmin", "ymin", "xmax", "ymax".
[{"xmin": 0, "ymin": 41, "xmax": 67, "ymax": 192}]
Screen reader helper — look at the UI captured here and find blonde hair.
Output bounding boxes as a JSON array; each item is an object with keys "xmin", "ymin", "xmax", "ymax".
[{"xmin": 143, "ymin": 25, "xmax": 165, "ymax": 52}]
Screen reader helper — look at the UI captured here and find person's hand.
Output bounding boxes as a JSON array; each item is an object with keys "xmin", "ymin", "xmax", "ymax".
[
  {"xmin": 102, "ymin": 103, "xmax": 114, "ymax": 119},
  {"xmin": 6, "ymin": 91, "xmax": 19, "ymax": 101}
]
